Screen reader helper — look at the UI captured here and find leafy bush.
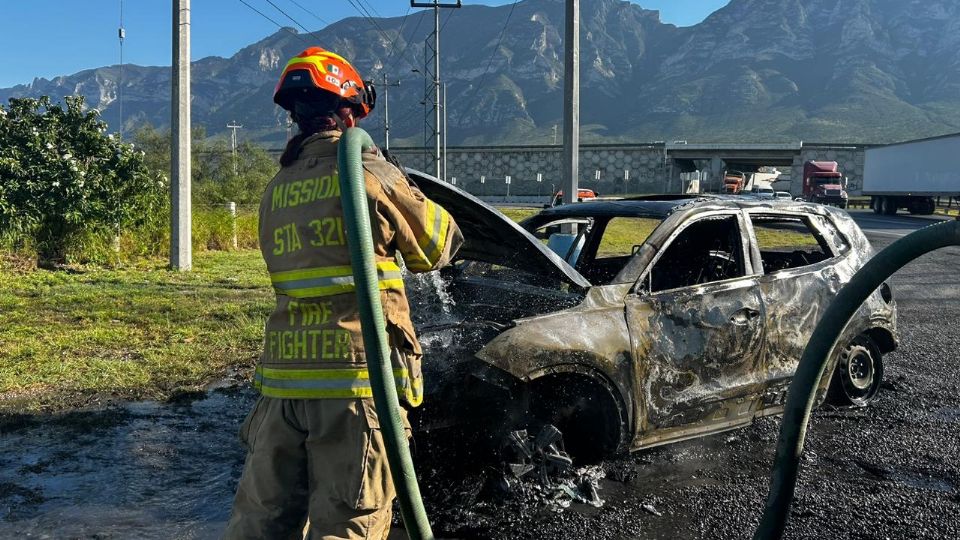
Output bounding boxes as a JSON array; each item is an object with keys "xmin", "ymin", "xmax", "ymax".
[
  {"xmin": 0, "ymin": 96, "xmax": 164, "ymax": 266},
  {"xmin": 133, "ymin": 124, "xmax": 277, "ymax": 207}
]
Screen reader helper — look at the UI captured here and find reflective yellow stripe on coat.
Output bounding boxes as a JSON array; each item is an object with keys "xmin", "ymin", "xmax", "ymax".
[
  {"xmin": 407, "ymin": 200, "xmax": 452, "ymax": 272},
  {"xmin": 270, "ymin": 261, "xmax": 404, "ymax": 298},
  {"xmin": 255, "ymin": 365, "xmax": 424, "ymax": 404}
]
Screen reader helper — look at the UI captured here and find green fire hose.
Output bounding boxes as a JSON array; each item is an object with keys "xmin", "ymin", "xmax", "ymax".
[
  {"xmin": 754, "ymin": 219, "xmax": 960, "ymax": 540},
  {"xmin": 337, "ymin": 127, "xmax": 434, "ymax": 540}
]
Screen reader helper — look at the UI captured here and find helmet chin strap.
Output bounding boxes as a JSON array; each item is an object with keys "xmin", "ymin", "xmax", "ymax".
[{"xmin": 332, "ymin": 114, "xmax": 349, "ymax": 132}]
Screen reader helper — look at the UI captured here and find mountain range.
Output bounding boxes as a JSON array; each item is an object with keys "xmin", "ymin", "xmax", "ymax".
[{"xmin": 3, "ymin": 0, "xmax": 960, "ymax": 146}]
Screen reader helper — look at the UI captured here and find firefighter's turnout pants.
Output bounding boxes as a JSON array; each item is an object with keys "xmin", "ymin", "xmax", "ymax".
[{"xmin": 223, "ymin": 396, "xmax": 409, "ymax": 540}]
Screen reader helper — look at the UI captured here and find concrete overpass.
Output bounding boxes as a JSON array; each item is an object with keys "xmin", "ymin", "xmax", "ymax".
[{"xmin": 664, "ymin": 142, "xmax": 864, "ymax": 194}]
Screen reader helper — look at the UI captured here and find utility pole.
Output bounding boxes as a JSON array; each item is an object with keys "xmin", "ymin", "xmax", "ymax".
[
  {"xmin": 561, "ymin": 0, "xmax": 580, "ymax": 208},
  {"xmin": 381, "ymin": 74, "xmax": 401, "ymax": 151},
  {"xmin": 118, "ymin": 0, "xmax": 125, "ymax": 140},
  {"xmin": 442, "ymin": 82, "xmax": 447, "ymax": 181},
  {"xmin": 171, "ymin": 0, "xmax": 192, "ymax": 271},
  {"xmin": 227, "ymin": 121, "xmax": 242, "ymax": 176},
  {"xmin": 411, "ymin": 0, "xmax": 461, "ymax": 179},
  {"xmin": 412, "ymin": 68, "xmax": 428, "ymax": 168}
]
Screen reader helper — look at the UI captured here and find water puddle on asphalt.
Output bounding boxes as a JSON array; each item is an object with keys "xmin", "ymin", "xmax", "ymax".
[{"xmin": 0, "ymin": 388, "xmax": 255, "ymax": 539}]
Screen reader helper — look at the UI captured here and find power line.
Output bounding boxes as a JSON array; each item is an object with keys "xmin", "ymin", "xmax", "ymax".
[
  {"xmin": 286, "ymin": 0, "xmax": 330, "ymax": 27},
  {"xmin": 343, "ymin": 0, "xmax": 419, "ymax": 72},
  {"xmin": 440, "ymin": 7, "xmax": 455, "ymax": 33},
  {"xmin": 263, "ymin": 0, "xmax": 323, "ymax": 43},
  {"xmin": 383, "ymin": 9, "xmax": 427, "ymax": 76},
  {"xmin": 456, "ymin": 0, "xmax": 519, "ymax": 128},
  {"xmin": 356, "ymin": 0, "xmax": 386, "ymax": 20},
  {"xmin": 236, "ymin": 0, "xmax": 310, "ymax": 46},
  {"xmin": 380, "ymin": 6, "xmax": 412, "ymax": 74}
]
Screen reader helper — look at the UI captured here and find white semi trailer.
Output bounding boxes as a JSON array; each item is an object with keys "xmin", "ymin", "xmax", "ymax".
[{"xmin": 864, "ymin": 133, "xmax": 960, "ymax": 215}]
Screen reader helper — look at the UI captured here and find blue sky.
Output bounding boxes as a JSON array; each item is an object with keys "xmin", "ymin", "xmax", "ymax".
[{"xmin": 0, "ymin": 0, "xmax": 729, "ymax": 88}]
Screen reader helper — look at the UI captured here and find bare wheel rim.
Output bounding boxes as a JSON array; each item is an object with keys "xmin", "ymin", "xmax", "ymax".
[
  {"xmin": 846, "ymin": 346, "xmax": 874, "ymax": 390},
  {"xmin": 840, "ymin": 343, "xmax": 876, "ymax": 399}
]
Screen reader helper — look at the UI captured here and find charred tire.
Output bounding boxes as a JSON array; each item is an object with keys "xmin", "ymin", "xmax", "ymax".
[
  {"xmin": 527, "ymin": 376, "xmax": 625, "ymax": 463},
  {"xmin": 827, "ymin": 335, "xmax": 884, "ymax": 407}
]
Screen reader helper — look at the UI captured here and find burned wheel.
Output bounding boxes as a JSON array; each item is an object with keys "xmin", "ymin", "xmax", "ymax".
[
  {"xmin": 527, "ymin": 376, "xmax": 626, "ymax": 463},
  {"xmin": 827, "ymin": 335, "xmax": 884, "ymax": 407}
]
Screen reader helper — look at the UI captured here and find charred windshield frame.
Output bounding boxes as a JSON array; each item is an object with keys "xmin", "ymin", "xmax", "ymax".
[
  {"xmin": 633, "ymin": 211, "xmax": 752, "ymax": 295},
  {"xmin": 574, "ymin": 214, "xmax": 665, "ymax": 285}
]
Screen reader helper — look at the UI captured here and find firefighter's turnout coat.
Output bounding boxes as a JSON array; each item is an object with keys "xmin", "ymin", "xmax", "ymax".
[{"xmin": 256, "ymin": 130, "xmax": 463, "ymax": 406}]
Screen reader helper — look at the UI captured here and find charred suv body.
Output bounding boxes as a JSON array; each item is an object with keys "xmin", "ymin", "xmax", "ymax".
[{"xmin": 405, "ymin": 171, "xmax": 896, "ymax": 459}]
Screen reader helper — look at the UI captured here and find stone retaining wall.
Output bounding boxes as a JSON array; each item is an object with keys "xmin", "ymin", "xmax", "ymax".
[{"xmin": 388, "ymin": 144, "xmax": 867, "ymax": 197}]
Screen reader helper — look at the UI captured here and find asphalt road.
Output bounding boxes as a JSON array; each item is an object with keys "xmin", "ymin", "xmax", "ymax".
[
  {"xmin": 846, "ymin": 209, "xmax": 953, "ymax": 239},
  {"xmin": 419, "ymin": 209, "xmax": 960, "ymax": 539}
]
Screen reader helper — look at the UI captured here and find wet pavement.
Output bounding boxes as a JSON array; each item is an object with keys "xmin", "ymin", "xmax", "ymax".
[
  {"xmin": 2, "ymin": 212, "xmax": 959, "ymax": 539},
  {"xmin": 0, "ymin": 390, "xmax": 251, "ymax": 538}
]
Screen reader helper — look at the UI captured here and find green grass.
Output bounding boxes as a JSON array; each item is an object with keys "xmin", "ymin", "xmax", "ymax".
[
  {"xmin": 753, "ymin": 226, "xmax": 820, "ymax": 249},
  {"xmin": 0, "ymin": 250, "xmax": 271, "ymax": 413},
  {"xmin": 497, "ymin": 206, "xmax": 540, "ymax": 223},
  {"xmin": 596, "ymin": 218, "xmax": 662, "ymax": 257}
]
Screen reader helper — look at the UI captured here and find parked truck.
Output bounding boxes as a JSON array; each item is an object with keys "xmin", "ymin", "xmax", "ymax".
[
  {"xmin": 724, "ymin": 169, "xmax": 781, "ymax": 196},
  {"xmin": 803, "ymin": 161, "xmax": 849, "ymax": 208},
  {"xmin": 863, "ymin": 133, "xmax": 960, "ymax": 215},
  {"xmin": 723, "ymin": 170, "xmax": 746, "ymax": 194}
]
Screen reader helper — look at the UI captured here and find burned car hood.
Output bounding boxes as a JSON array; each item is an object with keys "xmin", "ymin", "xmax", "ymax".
[{"xmin": 406, "ymin": 169, "xmax": 590, "ymax": 289}]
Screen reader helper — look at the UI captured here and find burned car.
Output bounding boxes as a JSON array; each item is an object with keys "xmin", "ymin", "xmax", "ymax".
[{"xmin": 405, "ymin": 172, "xmax": 897, "ymax": 459}]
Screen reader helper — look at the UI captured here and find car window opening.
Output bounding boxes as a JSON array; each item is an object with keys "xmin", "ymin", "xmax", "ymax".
[
  {"xmin": 579, "ymin": 217, "xmax": 663, "ymax": 285},
  {"xmin": 750, "ymin": 215, "xmax": 833, "ymax": 273},
  {"xmin": 650, "ymin": 215, "xmax": 746, "ymax": 292},
  {"xmin": 533, "ymin": 219, "xmax": 593, "ymax": 266}
]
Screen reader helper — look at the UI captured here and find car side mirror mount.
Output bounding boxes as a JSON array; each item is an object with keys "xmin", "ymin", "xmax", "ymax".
[{"xmin": 634, "ymin": 273, "xmax": 652, "ymax": 296}]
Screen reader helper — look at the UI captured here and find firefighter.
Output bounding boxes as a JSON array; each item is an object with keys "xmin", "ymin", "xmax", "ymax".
[{"xmin": 224, "ymin": 47, "xmax": 463, "ymax": 539}]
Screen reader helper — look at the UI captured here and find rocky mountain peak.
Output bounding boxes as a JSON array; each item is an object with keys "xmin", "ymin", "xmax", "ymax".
[{"xmin": 2, "ymin": 0, "xmax": 959, "ymax": 145}]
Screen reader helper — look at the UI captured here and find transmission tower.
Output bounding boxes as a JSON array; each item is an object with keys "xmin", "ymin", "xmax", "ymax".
[{"xmin": 411, "ymin": 0, "xmax": 461, "ymax": 180}]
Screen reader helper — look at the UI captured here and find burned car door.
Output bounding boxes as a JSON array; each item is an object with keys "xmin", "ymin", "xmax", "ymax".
[
  {"xmin": 745, "ymin": 211, "xmax": 846, "ymax": 408},
  {"xmin": 624, "ymin": 212, "xmax": 767, "ymax": 448}
]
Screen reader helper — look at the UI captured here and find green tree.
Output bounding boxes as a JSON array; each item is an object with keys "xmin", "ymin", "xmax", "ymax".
[
  {"xmin": 134, "ymin": 124, "xmax": 277, "ymax": 206},
  {"xmin": 0, "ymin": 96, "xmax": 164, "ymax": 266},
  {"xmin": 197, "ymin": 140, "xmax": 277, "ymax": 205}
]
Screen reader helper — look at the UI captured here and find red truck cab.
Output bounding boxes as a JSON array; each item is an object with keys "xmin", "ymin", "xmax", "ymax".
[{"xmin": 803, "ymin": 161, "xmax": 849, "ymax": 208}]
